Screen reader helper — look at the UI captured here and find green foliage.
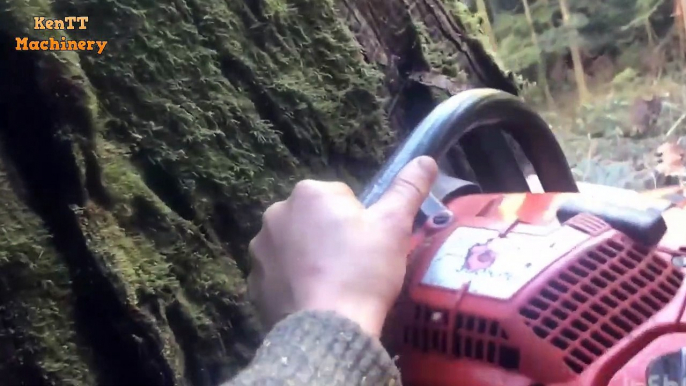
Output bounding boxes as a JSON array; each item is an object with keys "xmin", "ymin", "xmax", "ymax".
[
  {"xmin": 573, "ymin": 99, "xmax": 632, "ymax": 137},
  {"xmin": 496, "ymin": 35, "xmax": 539, "ymax": 72},
  {"xmin": 447, "ymin": 0, "xmax": 484, "ymax": 36},
  {"xmin": 572, "ymin": 159, "xmax": 639, "ymax": 188},
  {"xmin": 611, "ymin": 68, "xmax": 640, "ymax": 86},
  {"xmin": 623, "ymin": 0, "xmax": 663, "ymax": 30},
  {"xmin": 489, "ymin": 0, "xmax": 673, "ymax": 89}
]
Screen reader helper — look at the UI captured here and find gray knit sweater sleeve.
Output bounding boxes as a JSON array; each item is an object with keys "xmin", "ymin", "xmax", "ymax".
[{"xmin": 221, "ymin": 310, "xmax": 402, "ymax": 386}]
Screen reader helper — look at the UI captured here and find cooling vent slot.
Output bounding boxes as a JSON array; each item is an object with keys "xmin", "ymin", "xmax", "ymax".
[
  {"xmin": 519, "ymin": 236, "xmax": 684, "ymax": 374},
  {"xmin": 404, "ymin": 306, "xmax": 520, "ymax": 370},
  {"xmin": 452, "ymin": 313, "xmax": 521, "ymax": 370},
  {"xmin": 404, "ymin": 305, "xmax": 450, "ymax": 354}
]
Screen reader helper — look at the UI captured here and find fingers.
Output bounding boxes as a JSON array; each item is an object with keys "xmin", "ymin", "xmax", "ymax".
[
  {"xmin": 261, "ymin": 201, "xmax": 286, "ymax": 228},
  {"xmin": 290, "ymin": 179, "xmax": 355, "ymax": 202},
  {"xmin": 261, "ymin": 181, "xmax": 353, "ymax": 228},
  {"xmin": 369, "ymin": 156, "xmax": 438, "ymax": 224},
  {"xmin": 287, "ymin": 180, "xmax": 360, "ymax": 216}
]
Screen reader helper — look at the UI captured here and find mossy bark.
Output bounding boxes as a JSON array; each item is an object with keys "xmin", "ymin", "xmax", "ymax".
[{"xmin": 0, "ymin": 0, "xmax": 518, "ymax": 385}]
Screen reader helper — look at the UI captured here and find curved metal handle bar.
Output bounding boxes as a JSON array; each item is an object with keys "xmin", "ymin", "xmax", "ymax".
[{"xmin": 359, "ymin": 88, "xmax": 578, "ymax": 207}]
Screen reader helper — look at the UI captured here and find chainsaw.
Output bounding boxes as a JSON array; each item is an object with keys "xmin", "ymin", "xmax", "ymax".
[{"xmin": 358, "ymin": 88, "xmax": 686, "ymax": 386}]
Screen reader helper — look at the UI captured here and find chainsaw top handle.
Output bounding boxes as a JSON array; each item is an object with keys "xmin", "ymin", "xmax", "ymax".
[{"xmin": 358, "ymin": 88, "xmax": 578, "ymax": 225}]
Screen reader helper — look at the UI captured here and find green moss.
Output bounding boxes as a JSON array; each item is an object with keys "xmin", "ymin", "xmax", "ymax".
[
  {"xmin": 25, "ymin": 0, "xmax": 393, "ymax": 251},
  {"xmin": 81, "ymin": 205, "xmax": 176, "ymax": 302},
  {"xmin": 96, "ymin": 138, "xmax": 260, "ymax": 380},
  {"xmin": 412, "ymin": 20, "xmax": 459, "ymax": 79},
  {"xmin": 0, "ymin": 160, "xmax": 95, "ymax": 385},
  {"xmin": 442, "ymin": 0, "xmax": 515, "ymax": 89},
  {"xmin": 444, "ymin": 0, "xmax": 485, "ymax": 40},
  {"xmin": 97, "ymin": 140, "xmax": 245, "ymax": 292}
]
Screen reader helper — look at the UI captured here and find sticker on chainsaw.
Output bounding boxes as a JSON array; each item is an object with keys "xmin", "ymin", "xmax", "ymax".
[{"xmin": 421, "ymin": 226, "xmax": 589, "ymax": 299}]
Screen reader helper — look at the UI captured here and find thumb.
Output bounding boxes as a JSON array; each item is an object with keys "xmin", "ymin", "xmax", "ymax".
[{"xmin": 370, "ymin": 156, "xmax": 438, "ymax": 222}]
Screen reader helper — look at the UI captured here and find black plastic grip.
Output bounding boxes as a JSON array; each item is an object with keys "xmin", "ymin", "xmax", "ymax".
[
  {"xmin": 358, "ymin": 88, "xmax": 578, "ymax": 208},
  {"xmin": 556, "ymin": 197, "xmax": 667, "ymax": 246}
]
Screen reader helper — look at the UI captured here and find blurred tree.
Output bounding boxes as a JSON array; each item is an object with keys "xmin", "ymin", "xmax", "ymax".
[
  {"xmin": 521, "ymin": 0, "xmax": 555, "ymax": 107},
  {"xmin": 492, "ymin": 0, "xmax": 676, "ymax": 101},
  {"xmin": 559, "ymin": 0, "xmax": 590, "ymax": 102},
  {"xmin": 476, "ymin": 0, "xmax": 499, "ymax": 49}
]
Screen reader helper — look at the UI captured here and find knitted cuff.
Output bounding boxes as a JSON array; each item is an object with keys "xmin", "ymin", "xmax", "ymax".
[{"xmin": 225, "ymin": 310, "xmax": 401, "ymax": 386}]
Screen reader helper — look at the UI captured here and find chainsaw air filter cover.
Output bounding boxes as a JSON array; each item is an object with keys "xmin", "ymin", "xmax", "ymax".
[{"xmin": 384, "ymin": 192, "xmax": 686, "ymax": 386}]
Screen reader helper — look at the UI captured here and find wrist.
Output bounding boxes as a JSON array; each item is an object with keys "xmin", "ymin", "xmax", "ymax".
[
  {"xmin": 304, "ymin": 298, "xmax": 389, "ymax": 338},
  {"xmin": 301, "ymin": 290, "xmax": 390, "ymax": 339},
  {"xmin": 335, "ymin": 300, "xmax": 388, "ymax": 337}
]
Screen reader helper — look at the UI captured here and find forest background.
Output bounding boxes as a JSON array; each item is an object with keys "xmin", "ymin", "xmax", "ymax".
[{"xmin": 466, "ymin": 0, "xmax": 686, "ymax": 189}]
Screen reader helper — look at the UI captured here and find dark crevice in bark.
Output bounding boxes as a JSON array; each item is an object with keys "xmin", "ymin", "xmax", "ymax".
[
  {"xmin": 128, "ymin": 196, "xmax": 262, "ymax": 370},
  {"xmin": 134, "ymin": 152, "xmax": 197, "ymax": 222},
  {"xmin": 243, "ymin": 0, "xmax": 268, "ymax": 24},
  {"xmin": 210, "ymin": 202, "xmax": 251, "ymax": 274},
  {"xmin": 419, "ymin": 0, "xmax": 519, "ymax": 95},
  {"xmin": 354, "ymin": 0, "xmax": 440, "ymax": 136},
  {"xmin": 131, "ymin": 150, "xmax": 224, "ymax": 250},
  {"xmin": 0, "ymin": 33, "xmax": 175, "ymax": 386},
  {"xmin": 0, "ymin": 272, "xmax": 49, "ymax": 386},
  {"xmin": 165, "ymin": 300, "xmax": 217, "ymax": 386},
  {"xmin": 34, "ymin": 50, "xmax": 113, "ymax": 208},
  {"xmin": 400, "ymin": 81, "xmax": 437, "ymax": 132},
  {"xmin": 461, "ymin": 37, "xmax": 519, "ymax": 93},
  {"xmin": 81, "ymin": 144, "xmax": 114, "ymax": 207},
  {"xmin": 0, "ymin": 39, "xmax": 49, "ymax": 386}
]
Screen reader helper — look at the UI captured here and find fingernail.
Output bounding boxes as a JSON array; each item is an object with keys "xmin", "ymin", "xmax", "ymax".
[{"xmin": 416, "ymin": 156, "xmax": 437, "ymax": 173}]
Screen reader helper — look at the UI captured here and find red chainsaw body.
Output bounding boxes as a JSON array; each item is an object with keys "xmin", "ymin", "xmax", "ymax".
[{"xmin": 384, "ymin": 190, "xmax": 686, "ymax": 386}]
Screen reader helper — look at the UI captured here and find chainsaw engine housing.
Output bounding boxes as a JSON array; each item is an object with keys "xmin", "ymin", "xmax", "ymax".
[{"xmin": 384, "ymin": 191, "xmax": 686, "ymax": 386}]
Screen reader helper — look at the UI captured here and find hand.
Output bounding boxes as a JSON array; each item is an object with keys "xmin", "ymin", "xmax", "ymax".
[{"xmin": 247, "ymin": 156, "xmax": 438, "ymax": 337}]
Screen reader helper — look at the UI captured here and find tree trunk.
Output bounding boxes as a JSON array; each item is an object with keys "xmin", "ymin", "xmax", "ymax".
[
  {"xmin": 475, "ymin": 0, "xmax": 497, "ymax": 50},
  {"xmin": 521, "ymin": 0, "xmax": 554, "ymax": 109},
  {"xmin": 558, "ymin": 0, "xmax": 590, "ymax": 103},
  {"xmin": 0, "ymin": 0, "xmax": 519, "ymax": 385}
]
